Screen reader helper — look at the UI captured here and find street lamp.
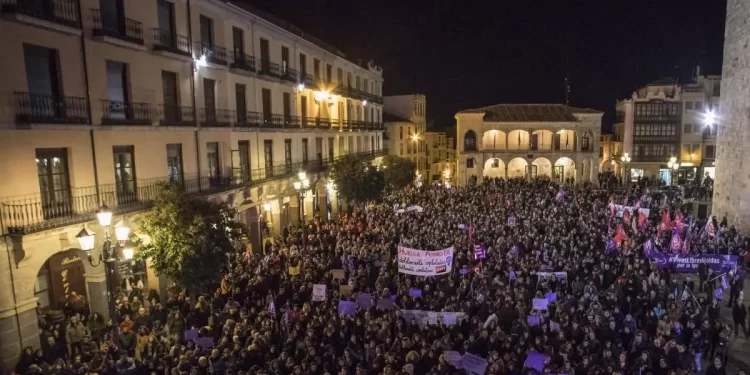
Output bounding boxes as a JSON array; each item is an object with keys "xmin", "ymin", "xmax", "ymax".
[
  {"xmin": 620, "ymin": 152, "xmax": 631, "ymax": 185},
  {"xmin": 293, "ymin": 173, "xmax": 311, "ymax": 225},
  {"xmin": 701, "ymin": 110, "xmax": 717, "ymax": 127},
  {"xmin": 667, "ymin": 156, "xmax": 679, "ymax": 186},
  {"xmin": 75, "ymin": 205, "xmax": 132, "ymax": 321}
]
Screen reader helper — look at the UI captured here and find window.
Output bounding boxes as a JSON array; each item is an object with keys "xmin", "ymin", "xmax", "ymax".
[
  {"xmin": 328, "ymin": 137, "xmax": 334, "ymax": 160},
  {"xmin": 281, "ymin": 46, "xmax": 289, "ymax": 74},
  {"xmin": 24, "ymin": 44, "xmax": 62, "ymax": 105},
  {"xmin": 167, "ymin": 143, "xmax": 183, "ymax": 185},
  {"xmin": 356, "ymin": 76, "xmax": 360, "ymax": 90},
  {"xmin": 113, "ymin": 146, "xmax": 137, "ymax": 204},
  {"xmin": 232, "ymin": 26, "xmax": 244, "ymax": 59},
  {"xmin": 261, "ymin": 88, "xmax": 272, "ymax": 123},
  {"xmin": 302, "ymin": 138, "xmax": 309, "ymax": 165},
  {"xmin": 683, "ymin": 123, "xmax": 692, "ymax": 134},
  {"xmin": 695, "ymin": 101, "xmax": 703, "ymax": 112},
  {"xmin": 236, "ymin": 84, "xmax": 247, "ymax": 124},
  {"xmin": 326, "ymin": 64, "xmax": 332, "ymax": 82},
  {"xmin": 157, "ymin": 0, "xmax": 176, "ymax": 41},
  {"xmin": 207, "ymin": 142, "xmax": 221, "ymax": 186},
  {"xmin": 299, "ymin": 53, "xmax": 307, "ymax": 76},
  {"xmin": 705, "ymin": 145, "xmax": 716, "ymax": 159},
  {"xmin": 463, "ymin": 130, "xmax": 477, "ymax": 151},
  {"xmin": 356, "ymin": 136, "xmax": 362, "ymax": 153},
  {"xmin": 467, "ymin": 158, "xmax": 474, "ymax": 168},
  {"xmin": 337, "ymin": 68, "xmax": 343, "ymax": 83},
  {"xmin": 315, "ymin": 137, "xmax": 323, "ymax": 162},
  {"xmin": 363, "ymin": 78, "xmax": 369, "ymax": 93},
  {"xmin": 105, "ymin": 61, "xmax": 130, "ymax": 119},
  {"xmin": 161, "ymin": 71, "xmax": 179, "ymax": 122},
  {"xmin": 283, "ymin": 92, "xmax": 291, "ymax": 120},
  {"xmin": 203, "ymin": 78, "xmax": 216, "ymax": 122},
  {"xmin": 36, "ymin": 148, "xmax": 71, "ymax": 219},
  {"xmin": 284, "ymin": 139, "xmax": 292, "ymax": 172},
  {"xmin": 199, "ymin": 15, "xmax": 213, "ymax": 47},
  {"xmin": 259, "ymin": 38, "xmax": 270, "ymax": 71},
  {"xmin": 34, "ymin": 263, "xmax": 51, "ymax": 310},
  {"xmin": 313, "ymin": 58, "xmax": 320, "ymax": 80},
  {"xmin": 264, "ymin": 140, "xmax": 273, "ymax": 175},
  {"xmin": 400, "ymin": 143, "xmax": 404, "ymax": 156},
  {"xmin": 581, "ymin": 133, "xmax": 590, "ymax": 151},
  {"xmin": 238, "ymin": 140, "xmax": 250, "ymax": 182},
  {"xmin": 685, "ymin": 101, "xmax": 693, "ymax": 110}
]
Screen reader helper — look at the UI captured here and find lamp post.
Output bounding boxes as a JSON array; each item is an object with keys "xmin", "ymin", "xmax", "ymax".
[
  {"xmin": 326, "ymin": 181, "xmax": 337, "ymax": 219},
  {"xmin": 620, "ymin": 152, "xmax": 631, "ymax": 185},
  {"xmin": 293, "ymin": 172, "xmax": 311, "ymax": 225},
  {"xmin": 75, "ymin": 205, "xmax": 132, "ymax": 321},
  {"xmin": 667, "ymin": 156, "xmax": 679, "ymax": 186}
]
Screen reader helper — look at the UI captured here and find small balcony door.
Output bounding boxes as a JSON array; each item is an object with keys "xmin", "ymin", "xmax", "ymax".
[
  {"xmin": 235, "ymin": 84, "xmax": 247, "ymax": 124},
  {"xmin": 281, "ymin": 46, "xmax": 289, "ymax": 75},
  {"xmin": 106, "ymin": 61, "xmax": 129, "ymax": 119},
  {"xmin": 264, "ymin": 140, "xmax": 273, "ymax": 177},
  {"xmin": 203, "ymin": 78, "xmax": 216, "ymax": 122},
  {"xmin": 238, "ymin": 140, "xmax": 251, "ymax": 183},
  {"xmin": 283, "ymin": 92, "xmax": 291, "ymax": 122},
  {"xmin": 554, "ymin": 166, "xmax": 564, "ymax": 181},
  {"xmin": 36, "ymin": 148, "xmax": 72, "ymax": 219},
  {"xmin": 199, "ymin": 15, "xmax": 213, "ymax": 49},
  {"xmin": 207, "ymin": 142, "xmax": 221, "ymax": 186},
  {"xmin": 113, "ymin": 146, "xmax": 137, "ymax": 206},
  {"xmin": 300, "ymin": 95, "xmax": 308, "ymax": 126},
  {"xmin": 260, "ymin": 38, "xmax": 270, "ymax": 70},
  {"xmin": 157, "ymin": 0, "xmax": 175, "ymax": 46},
  {"xmin": 100, "ymin": 0, "xmax": 125, "ymax": 35},
  {"xmin": 23, "ymin": 44, "xmax": 62, "ymax": 119},
  {"xmin": 232, "ymin": 27, "xmax": 244, "ymax": 60},
  {"xmin": 166, "ymin": 143, "xmax": 183, "ymax": 186},
  {"xmin": 261, "ymin": 88, "xmax": 272, "ymax": 123},
  {"xmin": 161, "ymin": 71, "xmax": 178, "ymax": 122}
]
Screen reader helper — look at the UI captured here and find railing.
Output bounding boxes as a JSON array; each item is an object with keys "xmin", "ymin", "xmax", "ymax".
[
  {"xmin": 100, "ymin": 99, "xmax": 152, "ymax": 125},
  {"xmin": 335, "ymin": 86, "xmax": 383, "ymax": 104},
  {"xmin": 152, "ymin": 29, "xmax": 191, "ymax": 55},
  {"xmin": 258, "ymin": 59, "xmax": 280, "ymax": 77},
  {"xmin": 230, "ymin": 52, "xmax": 255, "ymax": 71},
  {"xmin": 199, "ymin": 108, "xmax": 234, "ymax": 127},
  {"xmin": 195, "ymin": 41, "xmax": 228, "ymax": 65},
  {"xmin": 159, "ymin": 104, "xmax": 195, "ymax": 126},
  {"xmin": 315, "ymin": 117, "xmax": 331, "ymax": 128},
  {"xmin": 235, "ymin": 111, "xmax": 263, "ymax": 127},
  {"xmin": 90, "ymin": 9, "xmax": 144, "ymax": 45},
  {"xmin": 281, "ymin": 67, "xmax": 298, "ymax": 82},
  {"xmin": 0, "ymin": 0, "xmax": 81, "ymax": 28},
  {"xmin": 1, "ymin": 150, "xmax": 386, "ymax": 235},
  {"xmin": 11, "ymin": 92, "xmax": 90, "ymax": 124},
  {"xmin": 302, "ymin": 74, "xmax": 314, "ymax": 87}
]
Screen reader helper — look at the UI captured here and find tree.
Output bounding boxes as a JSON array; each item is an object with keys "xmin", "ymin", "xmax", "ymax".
[
  {"xmin": 380, "ymin": 155, "xmax": 417, "ymax": 190},
  {"xmin": 134, "ymin": 183, "xmax": 246, "ymax": 294},
  {"xmin": 330, "ymin": 155, "xmax": 385, "ymax": 203}
]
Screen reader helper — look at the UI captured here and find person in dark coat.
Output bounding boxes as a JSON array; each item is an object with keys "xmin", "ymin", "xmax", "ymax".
[{"xmin": 733, "ymin": 303, "xmax": 748, "ymax": 338}]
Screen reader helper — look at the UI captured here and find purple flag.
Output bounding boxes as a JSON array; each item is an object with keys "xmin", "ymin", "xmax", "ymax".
[
  {"xmin": 715, "ymin": 288, "xmax": 724, "ymax": 300},
  {"xmin": 643, "ymin": 238, "xmax": 654, "ymax": 258},
  {"xmin": 184, "ymin": 329, "xmax": 199, "ymax": 341},
  {"xmin": 556, "ymin": 188, "xmax": 565, "ymax": 201},
  {"xmin": 721, "ymin": 274, "xmax": 729, "ymax": 289},
  {"xmin": 509, "ymin": 270, "xmax": 517, "ymax": 281},
  {"xmin": 527, "ymin": 315, "xmax": 540, "ymax": 326},
  {"xmin": 195, "ymin": 337, "xmax": 215, "ymax": 348},
  {"xmin": 524, "ymin": 352, "xmax": 549, "ymax": 372},
  {"xmin": 377, "ymin": 297, "xmax": 395, "ymax": 310},
  {"xmin": 474, "ymin": 244, "xmax": 486, "ymax": 260},
  {"xmin": 605, "ymin": 239, "xmax": 617, "ymax": 254},
  {"xmin": 545, "ymin": 292, "xmax": 557, "ymax": 302},
  {"xmin": 408, "ymin": 288, "xmax": 422, "ymax": 297}
]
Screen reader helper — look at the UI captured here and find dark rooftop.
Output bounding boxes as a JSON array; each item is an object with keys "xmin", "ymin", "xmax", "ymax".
[
  {"xmin": 383, "ymin": 112, "xmax": 413, "ymax": 123},
  {"xmin": 457, "ymin": 104, "xmax": 602, "ymax": 122}
]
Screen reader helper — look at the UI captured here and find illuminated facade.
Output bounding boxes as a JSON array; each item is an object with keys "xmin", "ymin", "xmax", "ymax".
[
  {"xmin": 0, "ymin": 0, "xmax": 384, "ymax": 366},
  {"xmin": 455, "ymin": 104, "xmax": 602, "ymax": 186},
  {"xmin": 384, "ymin": 94, "xmax": 428, "ymax": 178},
  {"xmin": 424, "ymin": 132, "xmax": 455, "ymax": 184}
]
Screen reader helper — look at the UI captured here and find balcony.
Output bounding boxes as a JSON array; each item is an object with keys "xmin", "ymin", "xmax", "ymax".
[
  {"xmin": 235, "ymin": 111, "xmax": 262, "ymax": 127},
  {"xmin": 258, "ymin": 59, "xmax": 280, "ymax": 77},
  {"xmin": 159, "ymin": 104, "xmax": 195, "ymax": 126},
  {"xmin": 0, "ymin": 0, "xmax": 81, "ymax": 30},
  {"xmin": 11, "ymin": 92, "xmax": 89, "ymax": 124},
  {"xmin": 315, "ymin": 117, "xmax": 331, "ymax": 129},
  {"xmin": 335, "ymin": 86, "xmax": 383, "ymax": 104},
  {"xmin": 302, "ymin": 73, "xmax": 314, "ymax": 87},
  {"xmin": 230, "ymin": 52, "xmax": 255, "ymax": 72},
  {"xmin": 152, "ymin": 29, "xmax": 191, "ymax": 57},
  {"xmin": 195, "ymin": 41, "xmax": 228, "ymax": 66},
  {"xmin": 100, "ymin": 99, "xmax": 152, "ymax": 125},
  {"xmin": 281, "ymin": 67, "xmax": 298, "ymax": 82},
  {"xmin": 199, "ymin": 108, "xmax": 234, "ymax": 127},
  {"xmin": 90, "ymin": 9, "xmax": 144, "ymax": 45},
  {"xmin": 1, "ymin": 150, "xmax": 386, "ymax": 235}
]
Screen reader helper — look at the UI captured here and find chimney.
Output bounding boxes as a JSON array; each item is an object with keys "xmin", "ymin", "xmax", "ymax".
[{"xmin": 696, "ymin": 65, "xmax": 701, "ymax": 78}]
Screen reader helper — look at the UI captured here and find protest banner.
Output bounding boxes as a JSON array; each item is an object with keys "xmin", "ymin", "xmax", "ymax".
[
  {"xmin": 337, "ymin": 300, "xmax": 356, "ymax": 315},
  {"xmin": 532, "ymin": 298, "xmax": 549, "ymax": 310},
  {"xmin": 462, "ymin": 353, "xmax": 488, "ymax": 375},
  {"xmin": 312, "ymin": 284, "xmax": 327, "ymax": 301},
  {"xmin": 524, "ymin": 352, "xmax": 549, "ymax": 372},
  {"xmin": 332, "ymin": 269, "xmax": 346, "ymax": 280},
  {"xmin": 545, "ymin": 292, "xmax": 557, "ymax": 302},
  {"xmin": 339, "ymin": 285, "xmax": 353, "ymax": 297},
  {"xmin": 288, "ymin": 266, "xmax": 300, "ymax": 275},
  {"xmin": 401, "ymin": 310, "xmax": 467, "ymax": 326},
  {"xmin": 443, "ymin": 351, "xmax": 464, "ymax": 369},
  {"xmin": 397, "ymin": 246, "xmax": 454, "ymax": 276},
  {"xmin": 184, "ymin": 329, "xmax": 199, "ymax": 341},
  {"xmin": 527, "ymin": 315, "xmax": 540, "ymax": 326},
  {"xmin": 357, "ymin": 293, "xmax": 372, "ymax": 309},
  {"xmin": 650, "ymin": 253, "xmax": 738, "ymax": 273},
  {"xmin": 408, "ymin": 288, "xmax": 422, "ymax": 297}
]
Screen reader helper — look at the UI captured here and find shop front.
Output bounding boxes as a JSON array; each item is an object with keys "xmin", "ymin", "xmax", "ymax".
[{"xmin": 35, "ymin": 249, "xmax": 87, "ymax": 313}]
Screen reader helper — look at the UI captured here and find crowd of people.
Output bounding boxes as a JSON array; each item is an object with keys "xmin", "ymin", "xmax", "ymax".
[{"xmin": 13, "ymin": 178, "xmax": 750, "ymax": 375}]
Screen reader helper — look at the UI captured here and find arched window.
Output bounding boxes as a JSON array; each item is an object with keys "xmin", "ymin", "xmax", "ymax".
[
  {"xmin": 464, "ymin": 130, "xmax": 477, "ymax": 151},
  {"xmin": 581, "ymin": 133, "xmax": 591, "ymax": 151}
]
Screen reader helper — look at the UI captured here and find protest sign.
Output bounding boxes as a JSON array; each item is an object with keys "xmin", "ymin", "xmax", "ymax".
[
  {"xmin": 357, "ymin": 293, "xmax": 372, "ymax": 309},
  {"xmin": 332, "ymin": 269, "xmax": 346, "ymax": 280},
  {"xmin": 650, "ymin": 253, "xmax": 739, "ymax": 273},
  {"xmin": 377, "ymin": 297, "xmax": 395, "ymax": 310},
  {"xmin": 288, "ymin": 266, "xmax": 300, "ymax": 275},
  {"xmin": 195, "ymin": 337, "xmax": 215, "ymax": 348},
  {"xmin": 462, "ymin": 353, "xmax": 488, "ymax": 375},
  {"xmin": 401, "ymin": 310, "xmax": 467, "ymax": 326},
  {"xmin": 312, "ymin": 284, "xmax": 327, "ymax": 301},
  {"xmin": 339, "ymin": 285, "xmax": 353, "ymax": 297},
  {"xmin": 524, "ymin": 352, "xmax": 549, "ymax": 372},
  {"xmin": 337, "ymin": 300, "xmax": 356, "ymax": 315},
  {"xmin": 550, "ymin": 321, "xmax": 560, "ymax": 331},
  {"xmin": 397, "ymin": 246, "xmax": 454, "ymax": 276},
  {"xmin": 545, "ymin": 292, "xmax": 557, "ymax": 302},
  {"xmin": 443, "ymin": 313, "xmax": 457, "ymax": 325},
  {"xmin": 184, "ymin": 329, "xmax": 198, "ymax": 341},
  {"xmin": 532, "ymin": 298, "xmax": 549, "ymax": 310},
  {"xmin": 443, "ymin": 351, "xmax": 464, "ymax": 369},
  {"xmin": 527, "ymin": 315, "xmax": 540, "ymax": 326},
  {"xmin": 408, "ymin": 288, "xmax": 422, "ymax": 297}
]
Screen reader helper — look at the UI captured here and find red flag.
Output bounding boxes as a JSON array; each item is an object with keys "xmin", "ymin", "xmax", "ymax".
[
  {"xmin": 705, "ymin": 219, "xmax": 716, "ymax": 238},
  {"xmin": 639, "ymin": 211, "xmax": 648, "ymax": 230},
  {"xmin": 658, "ymin": 210, "xmax": 672, "ymax": 236},
  {"xmin": 613, "ymin": 224, "xmax": 629, "ymax": 244}
]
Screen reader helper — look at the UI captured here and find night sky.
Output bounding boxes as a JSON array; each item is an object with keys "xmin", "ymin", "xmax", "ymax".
[{"xmin": 248, "ymin": 0, "xmax": 727, "ymax": 133}]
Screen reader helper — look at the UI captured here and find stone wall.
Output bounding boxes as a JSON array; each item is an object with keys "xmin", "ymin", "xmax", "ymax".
[{"xmin": 713, "ymin": 0, "xmax": 750, "ymax": 233}]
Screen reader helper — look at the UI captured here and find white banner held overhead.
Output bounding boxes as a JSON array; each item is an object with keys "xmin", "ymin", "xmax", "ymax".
[{"xmin": 397, "ymin": 246, "xmax": 454, "ymax": 276}]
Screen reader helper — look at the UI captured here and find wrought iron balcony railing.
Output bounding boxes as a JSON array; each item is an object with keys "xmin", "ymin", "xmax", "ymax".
[
  {"xmin": 90, "ymin": 9, "xmax": 144, "ymax": 45},
  {"xmin": 159, "ymin": 104, "xmax": 195, "ymax": 126},
  {"xmin": 0, "ymin": 0, "xmax": 81, "ymax": 28},
  {"xmin": 258, "ymin": 59, "xmax": 280, "ymax": 77},
  {"xmin": 10, "ymin": 92, "xmax": 89, "ymax": 124},
  {"xmin": 100, "ymin": 99, "xmax": 152, "ymax": 125},
  {"xmin": 1, "ymin": 150, "xmax": 386, "ymax": 235},
  {"xmin": 230, "ymin": 52, "xmax": 255, "ymax": 72},
  {"xmin": 152, "ymin": 29, "xmax": 191, "ymax": 56},
  {"xmin": 281, "ymin": 67, "xmax": 297, "ymax": 82},
  {"xmin": 195, "ymin": 41, "xmax": 228, "ymax": 65},
  {"xmin": 199, "ymin": 108, "xmax": 234, "ymax": 127}
]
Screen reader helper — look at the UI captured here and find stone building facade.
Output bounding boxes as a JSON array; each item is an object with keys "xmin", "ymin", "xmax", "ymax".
[{"xmin": 713, "ymin": 0, "xmax": 750, "ymax": 233}]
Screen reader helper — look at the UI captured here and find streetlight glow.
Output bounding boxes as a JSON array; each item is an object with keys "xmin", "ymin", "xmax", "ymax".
[
  {"xmin": 96, "ymin": 205, "xmax": 113, "ymax": 227},
  {"xmin": 293, "ymin": 181, "xmax": 302, "ymax": 190},
  {"xmin": 114, "ymin": 221, "xmax": 130, "ymax": 242},
  {"xmin": 263, "ymin": 203, "xmax": 272, "ymax": 212},
  {"xmin": 76, "ymin": 228, "xmax": 95, "ymax": 252},
  {"xmin": 702, "ymin": 110, "xmax": 717, "ymax": 127},
  {"xmin": 411, "ymin": 133, "xmax": 420, "ymax": 142},
  {"xmin": 122, "ymin": 247, "xmax": 134, "ymax": 260},
  {"xmin": 298, "ymin": 171, "xmax": 307, "ymax": 181}
]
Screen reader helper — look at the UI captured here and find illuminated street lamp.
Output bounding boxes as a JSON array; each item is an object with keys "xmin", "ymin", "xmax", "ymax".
[
  {"xmin": 667, "ymin": 156, "xmax": 679, "ymax": 185},
  {"xmin": 293, "ymin": 173, "xmax": 311, "ymax": 225},
  {"xmin": 620, "ymin": 152, "xmax": 631, "ymax": 185},
  {"xmin": 701, "ymin": 110, "xmax": 717, "ymax": 127},
  {"xmin": 76, "ymin": 205, "xmax": 133, "ymax": 320}
]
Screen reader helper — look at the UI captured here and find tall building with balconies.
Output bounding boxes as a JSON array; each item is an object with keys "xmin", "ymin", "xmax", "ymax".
[
  {"xmin": 455, "ymin": 104, "xmax": 602, "ymax": 186},
  {"xmin": 384, "ymin": 94, "xmax": 427, "ymax": 178},
  {"xmin": 0, "ymin": 0, "xmax": 384, "ymax": 366},
  {"xmin": 615, "ymin": 74, "xmax": 719, "ymax": 185},
  {"xmin": 424, "ymin": 131, "xmax": 455, "ymax": 184}
]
